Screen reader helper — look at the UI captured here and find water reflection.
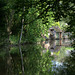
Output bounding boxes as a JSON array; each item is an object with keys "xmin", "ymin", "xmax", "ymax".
[
  {"xmin": 42, "ymin": 39, "xmax": 72, "ymax": 53},
  {"xmin": 0, "ymin": 39, "xmax": 75, "ymax": 75},
  {"xmin": 63, "ymin": 50, "xmax": 75, "ymax": 75},
  {"xmin": 42, "ymin": 39, "xmax": 75, "ymax": 75},
  {"xmin": 19, "ymin": 45, "xmax": 24, "ymax": 75},
  {"xmin": 0, "ymin": 44, "xmax": 53, "ymax": 75}
]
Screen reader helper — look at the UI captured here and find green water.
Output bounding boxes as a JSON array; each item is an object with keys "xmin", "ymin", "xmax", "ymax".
[{"xmin": 0, "ymin": 39, "xmax": 75, "ymax": 75}]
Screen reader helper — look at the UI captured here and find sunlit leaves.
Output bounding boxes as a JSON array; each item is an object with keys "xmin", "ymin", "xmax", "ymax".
[{"xmin": 2, "ymin": 0, "xmax": 74, "ymax": 44}]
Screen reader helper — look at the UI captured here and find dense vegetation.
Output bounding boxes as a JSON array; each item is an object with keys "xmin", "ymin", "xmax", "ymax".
[
  {"xmin": 0, "ymin": 0, "xmax": 75, "ymax": 75},
  {"xmin": 0, "ymin": 0, "xmax": 75, "ymax": 45}
]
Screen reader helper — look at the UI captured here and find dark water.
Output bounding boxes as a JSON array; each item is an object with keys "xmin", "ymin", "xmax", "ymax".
[{"xmin": 0, "ymin": 39, "xmax": 75, "ymax": 75}]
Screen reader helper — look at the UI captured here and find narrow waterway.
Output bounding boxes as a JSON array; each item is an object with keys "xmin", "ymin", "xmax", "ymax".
[{"xmin": 0, "ymin": 39, "xmax": 75, "ymax": 75}]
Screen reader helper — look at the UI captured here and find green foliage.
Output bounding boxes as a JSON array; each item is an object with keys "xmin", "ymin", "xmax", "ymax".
[
  {"xmin": 53, "ymin": 46, "xmax": 74, "ymax": 62},
  {"xmin": 23, "ymin": 8, "xmax": 54, "ymax": 42},
  {"xmin": 9, "ymin": 47, "xmax": 19, "ymax": 54},
  {"xmin": 0, "ymin": 0, "xmax": 9, "ymax": 45},
  {"xmin": 0, "ymin": 0, "xmax": 75, "ymax": 44},
  {"xmin": 0, "ymin": 44, "xmax": 52, "ymax": 75},
  {"xmin": 63, "ymin": 50, "xmax": 75, "ymax": 75},
  {"xmin": 40, "ymin": 50, "xmax": 52, "ymax": 73},
  {"xmin": 9, "ymin": 35, "xmax": 19, "ymax": 44},
  {"xmin": 59, "ymin": 21, "xmax": 69, "ymax": 31},
  {"xmin": 0, "ymin": 1, "xmax": 75, "ymax": 75}
]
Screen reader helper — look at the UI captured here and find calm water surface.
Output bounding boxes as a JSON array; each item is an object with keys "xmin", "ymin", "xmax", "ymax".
[{"xmin": 0, "ymin": 39, "xmax": 75, "ymax": 75}]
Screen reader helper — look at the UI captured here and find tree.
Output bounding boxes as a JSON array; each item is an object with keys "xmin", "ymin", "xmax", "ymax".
[
  {"xmin": 0, "ymin": 0, "xmax": 74, "ymax": 44},
  {"xmin": 12, "ymin": 0, "xmax": 75, "ymax": 43},
  {"xmin": 0, "ymin": 0, "xmax": 9, "ymax": 45}
]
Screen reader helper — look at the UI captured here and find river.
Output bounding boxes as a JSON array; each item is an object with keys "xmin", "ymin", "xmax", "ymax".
[{"xmin": 0, "ymin": 39, "xmax": 75, "ymax": 75}]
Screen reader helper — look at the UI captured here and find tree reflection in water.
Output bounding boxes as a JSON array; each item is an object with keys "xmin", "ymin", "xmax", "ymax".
[
  {"xmin": 0, "ymin": 39, "xmax": 75, "ymax": 75},
  {"xmin": 42, "ymin": 39, "xmax": 75, "ymax": 75},
  {"xmin": 63, "ymin": 50, "xmax": 75, "ymax": 75},
  {"xmin": 0, "ymin": 44, "xmax": 53, "ymax": 75},
  {"xmin": 52, "ymin": 50, "xmax": 75, "ymax": 75}
]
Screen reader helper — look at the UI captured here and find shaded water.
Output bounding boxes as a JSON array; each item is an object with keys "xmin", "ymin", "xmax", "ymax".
[{"xmin": 0, "ymin": 39, "xmax": 75, "ymax": 75}]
